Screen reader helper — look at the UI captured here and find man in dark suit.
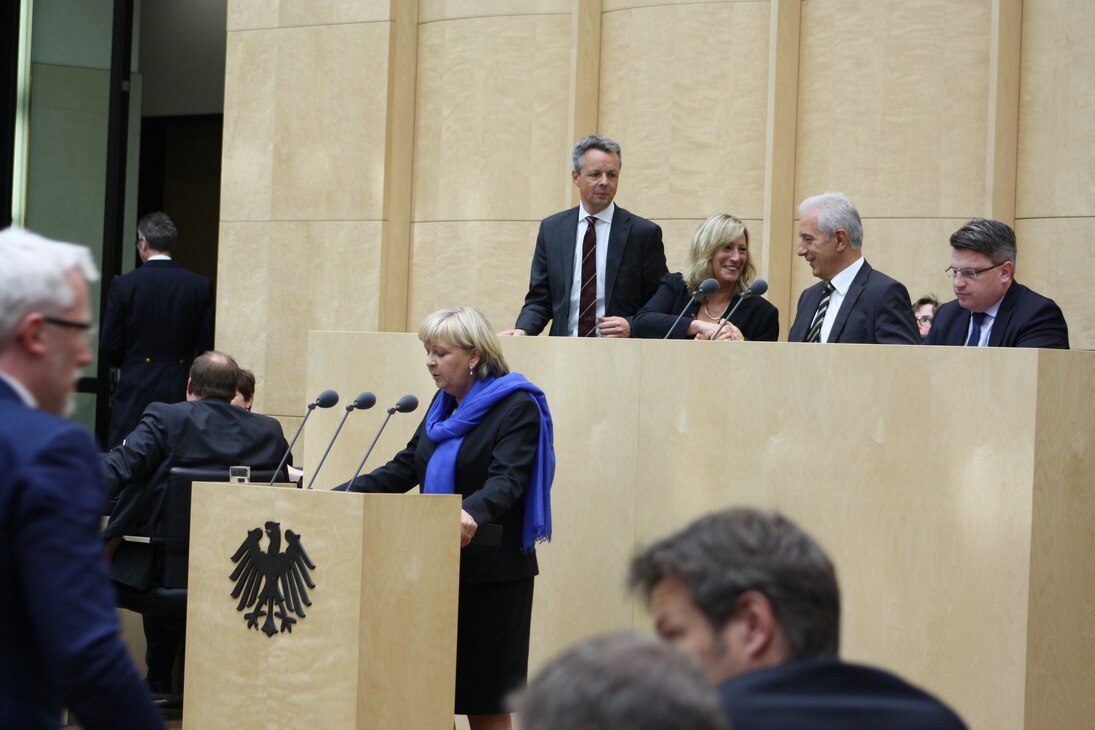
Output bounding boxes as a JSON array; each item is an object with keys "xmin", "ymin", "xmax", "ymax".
[
  {"xmin": 101, "ymin": 211, "xmax": 214, "ymax": 448},
  {"xmin": 924, "ymin": 218, "xmax": 1068, "ymax": 348},
  {"xmin": 788, "ymin": 193, "xmax": 919, "ymax": 344},
  {"xmin": 501, "ymin": 135, "xmax": 667, "ymax": 338},
  {"xmin": 630, "ymin": 507, "xmax": 967, "ymax": 730},
  {"xmin": 102, "ymin": 350, "xmax": 290, "ymax": 695},
  {"xmin": 0, "ymin": 228, "xmax": 163, "ymax": 729}
]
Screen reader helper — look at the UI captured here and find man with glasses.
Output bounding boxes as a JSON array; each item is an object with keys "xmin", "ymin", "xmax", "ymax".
[
  {"xmin": 101, "ymin": 211, "xmax": 214, "ymax": 448},
  {"xmin": 0, "ymin": 228, "xmax": 164, "ymax": 729},
  {"xmin": 924, "ymin": 219, "xmax": 1068, "ymax": 348}
]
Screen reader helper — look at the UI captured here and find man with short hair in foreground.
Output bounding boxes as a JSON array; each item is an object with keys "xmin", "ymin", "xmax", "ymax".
[
  {"xmin": 629, "ymin": 507, "xmax": 967, "ymax": 729},
  {"xmin": 0, "ymin": 227, "xmax": 163, "ymax": 729},
  {"xmin": 513, "ymin": 631, "xmax": 727, "ymax": 730}
]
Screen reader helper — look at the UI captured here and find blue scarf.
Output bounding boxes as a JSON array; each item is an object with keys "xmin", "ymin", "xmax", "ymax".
[{"xmin": 422, "ymin": 373, "xmax": 554, "ymax": 552}]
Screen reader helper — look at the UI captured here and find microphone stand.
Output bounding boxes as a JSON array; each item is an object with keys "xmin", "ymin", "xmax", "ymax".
[{"xmin": 271, "ymin": 402, "xmax": 320, "ymax": 485}]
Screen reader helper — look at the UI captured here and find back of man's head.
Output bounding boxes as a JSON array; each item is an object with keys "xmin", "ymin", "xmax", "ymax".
[
  {"xmin": 514, "ymin": 632, "xmax": 728, "ymax": 730},
  {"xmin": 188, "ymin": 351, "xmax": 241, "ymax": 401},
  {"xmin": 137, "ymin": 211, "xmax": 178, "ymax": 255},
  {"xmin": 630, "ymin": 507, "xmax": 841, "ymax": 664},
  {"xmin": 0, "ymin": 227, "xmax": 98, "ymax": 350}
]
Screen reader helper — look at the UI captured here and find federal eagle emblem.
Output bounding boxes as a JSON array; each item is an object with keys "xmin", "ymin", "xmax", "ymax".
[{"xmin": 229, "ymin": 521, "xmax": 316, "ymax": 637}]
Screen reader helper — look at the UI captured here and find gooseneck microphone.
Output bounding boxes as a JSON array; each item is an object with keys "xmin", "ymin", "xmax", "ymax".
[
  {"xmin": 345, "ymin": 394, "xmax": 420, "ymax": 489},
  {"xmin": 662, "ymin": 278, "xmax": 719, "ymax": 340},
  {"xmin": 710, "ymin": 279, "xmax": 768, "ymax": 341},
  {"xmin": 306, "ymin": 392, "xmax": 377, "ymax": 490},
  {"xmin": 269, "ymin": 389, "xmax": 339, "ymax": 485}
]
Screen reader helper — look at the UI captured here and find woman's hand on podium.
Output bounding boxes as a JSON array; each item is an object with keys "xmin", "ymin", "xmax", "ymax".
[{"xmin": 460, "ymin": 509, "xmax": 479, "ymax": 548}]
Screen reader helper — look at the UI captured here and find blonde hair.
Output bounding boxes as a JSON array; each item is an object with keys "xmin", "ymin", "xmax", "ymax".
[
  {"xmin": 683, "ymin": 214, "xmax": 755, "ymax": 296},
  {"xmin": 418, "ymin": 307, "xmax": 510, "ymax": 379}
]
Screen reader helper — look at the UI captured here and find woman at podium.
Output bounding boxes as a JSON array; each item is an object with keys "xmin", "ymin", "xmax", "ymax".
[
  {"xmin": 632, "ymin": 214, "xmax": 779, "ymax": 341},
  {"xmin": 341, "ymin": 307, "xmax": 554, "ymax": 730}
]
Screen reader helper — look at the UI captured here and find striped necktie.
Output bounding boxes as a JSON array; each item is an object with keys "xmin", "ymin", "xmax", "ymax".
[
  {"xmin": 807, "ymin": 281, "xmax": 834, "ymax": 343},
  {"xmin": 578, "ymin": 216, "xmax": 598, "ymax": 337}
]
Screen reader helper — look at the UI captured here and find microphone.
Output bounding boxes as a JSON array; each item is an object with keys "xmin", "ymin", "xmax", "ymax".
[
  {"xmin": 305, "ymin": 392, "xmax": 376, "ymax": 490},
  {"xmin": 662, "ymin": 278, "xmax": 719, "ymax": 340},
  {"xmin": 269, "ymin": 389, "xmax": 339, "ymax": 485},
  {"xmin": 710, "ymin": 279, "xmax": 768, "ymax": 341},
  {"xmin": 345, "ymin": 394, "xmax": 420, "ymax": 490}
]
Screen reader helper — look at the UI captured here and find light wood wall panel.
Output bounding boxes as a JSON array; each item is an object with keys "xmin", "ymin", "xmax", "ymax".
[
  {"xmin": 1016, "ymin": 0, "xmax": 1095, "ymax": 218},
  {"xmin": 599, "ymin": 1, "xmax": 771, "ymax": 220},
  {"xmin": 412, "ymin": 12, "xmax": 572, "ymax": 222},
  {"xmin": 1015, "ymin": 219, "xmax": 1092, "ymax": 349},
  {"xmin": 218, "ymin": 221, "xmax": 382, "ymax": 419},
  {"xmin": 409, "ymin": 221, "xmax": 541, "ymax": 332},
  {"xmin": 419, "ymin": 0, "xmax": 570, "ymax": 24},
  {"xmin": 227, "ymin": 1, "xmax": 391, "ymax": 30},
  {"xmin": 305, "ymin": 333, "xmax": 1095, "ymax": 729},
  {"xmin": 796, "ymin": 0, "xmax": 989, "ymax": 217}
]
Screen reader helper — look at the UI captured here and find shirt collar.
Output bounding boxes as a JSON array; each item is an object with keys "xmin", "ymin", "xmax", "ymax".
[
  {"xmin": 578, "ymin": 202, "xmax": 615, "ymax": 226},
  {"xmin": 829, "ymin": 256, "xmax": 865, "ymax": 294},
  {"xmin": 0, "ymin": 371, "xmax": 37, "ymax": 407},
  {"xmin": 146, "ymin": 254, "xmax": 172, "ymax": 262}
]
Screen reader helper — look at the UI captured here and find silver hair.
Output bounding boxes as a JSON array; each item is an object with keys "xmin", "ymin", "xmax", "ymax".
[
  {"xmin": 572, "ymin": 135, "xmax": 622, "ymax": 174},
  {"xmin": 799, "ymin": 192, "xmax": 864, "ymax": 250},
  {"xmin": 0, "ymin": 227, "xmax": 98, "ymax": 345}
]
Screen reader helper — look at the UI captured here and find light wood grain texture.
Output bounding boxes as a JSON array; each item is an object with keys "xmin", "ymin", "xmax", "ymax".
[
  {"xmin": 227, "ymin": 0, "xmax": 391, "ymax": 31},
  {"xmin": 1016, "ymin": 0, "xmax": 1095, "ymax": 218},
  {"xmin": 1014, "ymin": 218, "xmax": 1092, "ymax": 350},
  {"xmin": 305, "ymin": 333, "xmax": 1095, "ymax": 730},
  {"xmin": 184, "ymin": 484, "xmax": 460, "ymax": 728},
  {"xmin": 217, "ymin": 221, "xmax": 383, "ymax": 418},
  {"xmin": 419, "ymin": 0, "xmax": 570, "ymax": 24},
  {"xmin": 566, "ymin": 0, "xmax": 602, "ymax": 209},
  {"xmin": 796, "ymin": 0, "xmax": 989, "ymax": 217},
  {"xmin": 762, "ymin": 0, "xmax": 801, "ymax": 340},
  {"xmin": 412, "ymin": 13, "xmax": 572, "ymax": 223},
  {"xmin": 984, "ymin": 0, "xmax": 1022, "ymax": 222},
  {"xmin": 599, "ymin": 1, "xmax": 770, "ymax": 220}
]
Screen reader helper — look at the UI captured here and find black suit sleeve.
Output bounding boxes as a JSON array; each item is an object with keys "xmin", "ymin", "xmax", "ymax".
[
  {"xmin": 99, "ymin": 278, "xmax": 126, "ymax": 366},
  {"xmin": 102, "ymin": 404, "xmax": 170, "ymax": 498},
  {"xmin": 514, "ymin": 222, "xmax": 553, "ymax": 335},
  {"xmin": 738, "ymin": 299, "xmax": 780, "ymax": 342},
  {"xmin": 633, "ymin": 273, "xmax": 693, "ymax": 339},
  {"xmin": 461, "ymin": 395, "xmax": 540, "ymax": 526},
  {"xmin": 873, "ymin": 279, "xmax": 920, "ymax": 344},
  {"xmin": 636, "ymin": 223, "xmax": 668, "ymax": 320},
  {"xmin": 197, "ymin": 279, "xmax": 215, "ymax": 353},
  {"xmin": 1012, "ymin": 299, "xmax": 1070, "ymax": 348}
]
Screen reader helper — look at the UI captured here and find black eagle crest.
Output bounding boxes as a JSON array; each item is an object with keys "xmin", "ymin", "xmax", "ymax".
[{"xmin": 229, "ymin": 521, "xmax": 316, "ymax": 636}]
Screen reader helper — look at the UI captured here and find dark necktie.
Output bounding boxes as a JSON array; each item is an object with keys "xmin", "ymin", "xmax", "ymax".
[
  {"xmin": 806, "ymin": 281, "xmax": 834, "ymax": 343},
  {"xmin": 578, "ymin": 216, "xmax": 598, "ymax": 337},
  {"xmin": 965, "ymin": 311, "xmax": 986, "ymax": 347}
]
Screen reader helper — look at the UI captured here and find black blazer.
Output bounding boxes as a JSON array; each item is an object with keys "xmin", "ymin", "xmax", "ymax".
[
  {"xmin": 788, "ymin": 261, "xmax": 919, "ymax": 344},
  {"xmin": 924, "ymin": 282, "xmax": 1069, "ymax": 348},
  {"xmin": 102, "ymin": 398, "xmax": 289, "ymax": 588},
  {"xmin": 342, "ymin": 390, "xmax": 540, "ymax": 584},
  {"xmin": 718, "ymin": 658, "xmax": 967, "ymax": 730},
  {"xmin": 633, "ymin": 272, "xmax": 780, "ymax": 340},
  {"xmin": 515, "ymin": 205, "xmax": 667, "ymax": 336},
  {"xmin": 100, "ymin": 259, "xmax": 214, "ymax": 447}
]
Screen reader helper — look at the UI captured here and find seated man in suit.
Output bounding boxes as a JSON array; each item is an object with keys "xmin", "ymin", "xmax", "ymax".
[
  {"xmin": 924, "ymin": 218, "xmax": 1068, "ymax": 348},
  {"xmin": 788, "ymin": 193, "xmax": 919, "ymax": 344},
  {"xmin": 501, "ymin": 135, "xmax": 667, "ymax": 338},
  {"xmin": 102, "ymin": 350, "xmax": 290, "ymax": 696},
  {"xmin": 0, "ymin": 227, "xmax": 163, "ymax": 729},
  {"xmin": 629, "ymin": 507, "xmax": 967, "ymax": 730}
]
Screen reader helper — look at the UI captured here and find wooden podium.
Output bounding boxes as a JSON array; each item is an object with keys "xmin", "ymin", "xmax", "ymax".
[{"xmin": 182, "ymin": 484, "xmax": 461, "ymax": 729}]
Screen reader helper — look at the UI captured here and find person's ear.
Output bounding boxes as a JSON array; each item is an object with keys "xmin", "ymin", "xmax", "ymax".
[
  {"xmin": 833, "ymin": 228, "xmax": 849, "ymax": 252},
  {"xmin": 734, "ymin": 590, "xmax": 780, "ymax": 661},
  {"xmin": 15, "ymin": 313, "xmax": 48, "ymax": 356}
]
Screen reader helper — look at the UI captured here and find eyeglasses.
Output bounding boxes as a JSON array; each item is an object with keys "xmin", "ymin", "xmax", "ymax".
[
  {"xmin": 916, "ymin": 315, "xmax": 933, "ymax": 325},
  {"xmin": 945, "ymin": 262, "xmax": 1005, "ymax": 280},
  {"xmin": 43, "ymin": 316, "xmax": 97, "ymax": 339}
]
